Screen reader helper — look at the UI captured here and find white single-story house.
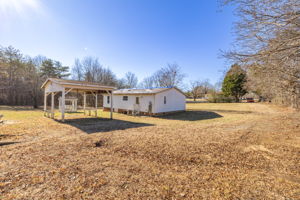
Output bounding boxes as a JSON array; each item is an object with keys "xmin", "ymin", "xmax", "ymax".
[{"xmin": 103, "ymin": 87, "xmax": 186, "ymax": 115}]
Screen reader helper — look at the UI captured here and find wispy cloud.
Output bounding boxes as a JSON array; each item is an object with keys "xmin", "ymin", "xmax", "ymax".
[
  {"xmin": 0, "ymin": 0, "xmax": 50, "ymax": 31},
  {"xmin": 0, "ymin": 0, "xmax": 46, "ymax": 20}
]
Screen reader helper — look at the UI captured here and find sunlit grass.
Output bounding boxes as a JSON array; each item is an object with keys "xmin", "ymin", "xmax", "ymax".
[{"xmin": 0, "ymin": 103, "xmax": 299, "ymax": 199}]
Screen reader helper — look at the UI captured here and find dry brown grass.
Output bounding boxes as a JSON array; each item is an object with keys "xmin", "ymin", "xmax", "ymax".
[{"xmin": 0, "ymin": 103, "xmax": 299, "ymax": 199}]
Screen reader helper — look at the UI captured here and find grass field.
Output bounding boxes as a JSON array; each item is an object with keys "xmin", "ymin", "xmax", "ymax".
[
  {"xmin": 186, "ymin": 98, "xmax": 209, "ymax": 103},
  {"xmin": 0, "ymin": 103, "xmax": 299, "ymax": 199}
]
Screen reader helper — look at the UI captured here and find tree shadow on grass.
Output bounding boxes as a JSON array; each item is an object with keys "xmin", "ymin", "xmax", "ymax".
[
  {"xmin": 0, "ymin": 134, "xmax": 16, "ymax": 139},
  {"xmin": 64, "ymin": 111, "xmax": 85, "ymax": 114},
  {"xmin": 0, "ymin": 106, "xmax": 36, "ymax": 111},
  {"xmin": 59, "ymin": 118, "xmax": 154, "ymax": 134},
  {"xmin": 156, "ymin": 111, "xmax": 223, "ymax": 121},
  {"xmin": 0, "ymin": 142, "xmax": 20, "ymax": 147},
  {"xmin": 203, "ymin": 109, "xmax": 254, "ymax": 114}
]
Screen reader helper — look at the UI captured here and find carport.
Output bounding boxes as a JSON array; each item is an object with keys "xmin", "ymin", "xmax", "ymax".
[{"xmin": 41, "ymin": 78, "xmax": 115, "ymax": 121}]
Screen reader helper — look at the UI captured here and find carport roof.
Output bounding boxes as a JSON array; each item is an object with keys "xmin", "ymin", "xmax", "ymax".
[{"xmin": 41, "ymin": 78, "xmax": 116, "ymax": 91}]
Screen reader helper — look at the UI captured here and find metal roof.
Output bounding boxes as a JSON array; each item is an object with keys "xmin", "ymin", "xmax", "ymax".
[{"xmin": 113, "ymin": 87, "xmax": 185, "ymax": 96}]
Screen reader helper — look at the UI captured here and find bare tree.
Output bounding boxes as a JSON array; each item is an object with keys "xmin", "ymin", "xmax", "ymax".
[
  {"xmin": 223, "ymin": 0, "xmax": 300, "ymax": 108},
  {"xmin": 72, "ymin": 57, "xmax": 118, "ymax": 86},
  {"xmin": 139, "ymin": 63, "xmax": 186, "ymax": 89},
  {"xmin": 139, "ymin": 76, "xmax": 155, "ymax": 88},
  {"xmin": 152, "ymin": 63, "xmax": 186, "ymax": 88},
  {"xmin": 23, "ymin": 57, "xmax": 44, "ymax": 108},
  {"xmin": 190, "ymin": 80, "xmax": 202, "ymax": 101},
  {"xmin": 199, "ymin": 79, "xmax": 213, "ymax": 97},
  {"xmin": 116, "ymin": 78, "xmax": 127, "ymax": 89},
  {"xmin": 72, "ymin": 58, "xmax": 84, "ymax": 81},
  {"xmin": 124, "ymin": 72, "xmax": 138, "ymax": 88}
]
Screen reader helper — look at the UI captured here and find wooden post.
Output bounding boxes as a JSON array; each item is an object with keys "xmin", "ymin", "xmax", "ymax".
[
  {"xmin": 110, "ymin": 91, "xmax": 113, "ymax": 120},
  {"xmin": 61, "ymin": 89, "xmax": 65, "ymax": 122},
  {"xmin": 71, "ymin": 100, "xmax": 74, "ymax": 112},
  {"xmin": 44, "ymin": 91, "xmax": 47, "ymax": 116},
  {"xmin": 74, "ymin": 99, "xmax": 77, "ymax": 112},
  {"xmin": 83, "ymin": 92, "xmax": 86, "ymax": 115},
  {"xmin": 75, "ymin": 100, "xmax": 78, "ymax": 112},
  {"xmin": 95, "ymin": 93, "xmax": 98, "ymax": 117},
  {"xmin": 51, "ymin": 92, "xmax": 54, "ymax": 119}
]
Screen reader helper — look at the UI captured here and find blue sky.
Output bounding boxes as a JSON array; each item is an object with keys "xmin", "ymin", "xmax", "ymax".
[{"xmin": 0, "ymin": 0, "xmax": 235, "ymax": 85}]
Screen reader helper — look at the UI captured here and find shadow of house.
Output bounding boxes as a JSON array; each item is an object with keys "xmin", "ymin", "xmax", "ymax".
[
  {"xmin": 156, "ymin": 111, "xmax": 223, "ymax": 121},
  {"xmin": 60, "ymin": 118, "xmax": 154, "ymax": 134}
]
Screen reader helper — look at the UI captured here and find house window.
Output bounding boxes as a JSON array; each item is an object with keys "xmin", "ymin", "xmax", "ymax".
[
  {"xmin": 107, "ymin": 96, "xmax": 110, "ymax": 104},
  {"xmin": 123, "ymin": 96, "xmax": 128, "ymax": 101},
  {"xmin": 136, "ymin": 97, "xmax": 139, "ymax": 104},
  {"xmin": 164, "ymin": 96, "xmax": 167, "ymax": 104}
]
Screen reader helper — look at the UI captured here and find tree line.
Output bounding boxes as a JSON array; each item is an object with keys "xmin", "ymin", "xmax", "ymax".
[
  {"xmin": 71, "ymin": 57, "xmax": 188, "ymax": 89},
  {"xmin": 187, "ymin": 64, "xmax": 247, "ymax": 103},
  {"xmin": 0, "ymin": 46, "xmax": 188, "ymax": 107},
  {"xmin": 0, "ymin": 44, "xmax": 276, "ymax": 108},
  {"xmin": 188, "ymin": 0, "xmax": 300, "ymax": 106},
  {"xmin": 0, "ymin": 46, "xmax": 70, "ymax": 108},
  {"xmin": 222, "ymin": 0, "xmax": 300, "ymax": 108}
]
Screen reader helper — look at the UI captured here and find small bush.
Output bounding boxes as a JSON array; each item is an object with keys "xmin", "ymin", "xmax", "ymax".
[{"xmin": 207, "ymin": 93, "xmax": 234, "ymax": 103}]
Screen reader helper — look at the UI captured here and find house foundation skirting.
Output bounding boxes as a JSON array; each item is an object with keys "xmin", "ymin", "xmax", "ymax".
[{"xmin": 103, "ymin": 107, "xmax": 184, "ymax": 116}]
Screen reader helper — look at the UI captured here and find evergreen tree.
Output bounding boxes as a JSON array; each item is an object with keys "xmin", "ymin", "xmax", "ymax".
[
  {"xmin": 222, "ymin": 64, "xmax": 247, "ymax": 102},
  {"xmin": 40, "ymin": 59, "xmax": 70, "ymax": 78},
  {"xmin": 54, "ymin": 61, "xmax": 70, "ymax": 78}
]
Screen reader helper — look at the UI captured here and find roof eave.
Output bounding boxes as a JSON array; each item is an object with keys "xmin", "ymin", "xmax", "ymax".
[
  {"xmin": 62, "ymin": 84, "xmax": 116, "ymax": 90},
  {"xmin": 41, "ymin": 78, "xmax": 50, "ymax": 89},
  {"xmin": 41, "ymin": 78, "xmax": 116, "ymax": 90},
  {"xmin": 113, "ymin": 93, "xmax": 155, "ymax": 95}
]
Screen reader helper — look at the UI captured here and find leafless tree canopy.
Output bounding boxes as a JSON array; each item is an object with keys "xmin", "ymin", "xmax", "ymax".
[
  {"xmin": 223, "ymin": 0, "xmax": 300, "ymax": 108},
  {"xmin": 124, "ymin": 72, "xmax": 138, "ymax": 88},
  {"xmin": 116, "ymin": 72, "xmax": 139, "ymax": 89},
  {"xmin": 189, "ymin": 79, "xmax": 213, "ymax": 101},
  {"xmin": 153, "ymin": 63, "xmax": 186, "ymax": 87},
  {"xmin": 140, "ymin": 63, "xmax": 186, "ymax": 89},
  {"xmin": 71, "ymin": 57, "xmax": 118, "ymax": 86},
  {"xmin": 140, "ymin": 76, "xmax": 155, "ymax": 89}
]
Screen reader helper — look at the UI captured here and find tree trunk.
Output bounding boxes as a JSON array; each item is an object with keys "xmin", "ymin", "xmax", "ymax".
[
  {"xmin": 235, "ymin": 95, "xmax": 239, "ymax": 103},
  {"xmin": 33, "ymin": 97, "xmax": 38, "ymax": 108}
]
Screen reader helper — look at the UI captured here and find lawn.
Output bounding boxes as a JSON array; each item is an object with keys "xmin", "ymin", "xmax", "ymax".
[{"xmin": 0, "ymin": 103, "xmax": 299, "ymax": 199}]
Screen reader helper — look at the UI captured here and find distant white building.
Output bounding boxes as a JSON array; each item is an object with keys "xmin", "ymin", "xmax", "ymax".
[{"xmin": 103, "ymin": 87, "xmax": 186, "ymax": 115}]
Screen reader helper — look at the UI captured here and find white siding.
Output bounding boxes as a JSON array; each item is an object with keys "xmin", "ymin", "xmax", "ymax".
[
  {"xmin": 103, "ymin": 88, "xmax": 185, "ymax": 114},
  {"xmin": 153, "ymin": 88, "xmax": 186, "ymax": 113},
  {"xmin": 103, "ymin": 94, "xmax": 155, "ymax": 113},
  {"xmin": 45, "ymin": 82, "xmax": 64, "ymax": 93}
]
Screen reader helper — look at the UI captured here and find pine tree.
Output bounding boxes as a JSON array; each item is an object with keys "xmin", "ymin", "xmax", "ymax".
[
  {"xmin": 40, "ymin": 59, "xmax": 70, "ymax": 78},
  {"xmin": 222, "ymin": 64, "xmax": 247, "ymax": 102}
]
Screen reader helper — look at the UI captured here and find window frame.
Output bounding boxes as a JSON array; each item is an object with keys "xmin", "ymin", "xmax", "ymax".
[{"xmin": 123, "ymin": 96, "xmax": 128, "ymax": 101}]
